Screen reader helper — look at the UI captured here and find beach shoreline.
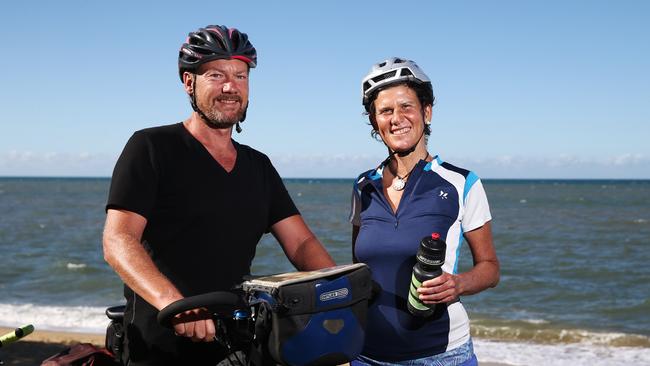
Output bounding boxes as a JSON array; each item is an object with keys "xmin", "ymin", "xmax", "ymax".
[{"xmin": 0, "ymin": 327, "xmax": 513, "ymax": 366}]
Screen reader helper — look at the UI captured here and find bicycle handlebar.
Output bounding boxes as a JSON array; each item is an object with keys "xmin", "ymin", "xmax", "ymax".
[{"xmin": 157, "ymin": 291, "xmax": 242, "ymax": 328}]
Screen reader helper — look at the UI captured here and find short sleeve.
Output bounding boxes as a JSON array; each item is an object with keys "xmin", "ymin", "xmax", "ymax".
[
  {"xmin": 106, "ymin": 131, "xmax": 158, "ymax": 219},
  {"xmin": 266, "ymin": 159, "xmax": 299, "ymax": 228},
  {"xmin": 462, "ymin": 176, "xmax": 492, "ymax": 232}
]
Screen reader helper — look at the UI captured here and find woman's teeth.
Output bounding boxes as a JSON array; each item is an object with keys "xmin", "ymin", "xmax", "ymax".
[{"xmin": 393, "ymin": 127, "xmax": 410, "ymax": 135}]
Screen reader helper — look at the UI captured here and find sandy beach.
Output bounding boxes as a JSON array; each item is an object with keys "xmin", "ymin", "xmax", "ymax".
[
  {"xmin": 0, "ymin": 326, "xmax": 104, "ymax": 365},
  {"xmin": 0, "ymin": 326, "xmax": 512, "ymax": 366}
]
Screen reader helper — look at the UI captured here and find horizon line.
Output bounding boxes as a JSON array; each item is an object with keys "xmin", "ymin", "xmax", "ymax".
[{"xmin": 1, "ymin": 175, "xmax": 650, "ymax": 181}]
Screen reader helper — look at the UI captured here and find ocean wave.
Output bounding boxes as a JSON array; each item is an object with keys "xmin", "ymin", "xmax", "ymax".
[
  {"xmin": 471, "ymin": 318, "xmax": 650, "ymax": 347},
  {"xmin": 66, "ymin": 263, "xmax": 87, "ymax": 270},
  {"xmin": 474, "ymin": 338, "xmax": 650, "ymax": 366},
  {"xmin": 0, "ymin": 303, "xmax": 109, "ymax": 334},
  {"xmin": 1, "ymin": 303, "xmax": 648, "ymax": 366}
]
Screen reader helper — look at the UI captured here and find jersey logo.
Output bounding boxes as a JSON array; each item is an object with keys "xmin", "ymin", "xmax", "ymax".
[{"xmin": 439, "ymin": 190, "xmax": 449, "ymax": 199}]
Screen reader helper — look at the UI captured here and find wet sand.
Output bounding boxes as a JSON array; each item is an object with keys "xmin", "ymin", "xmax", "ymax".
[{"xmin": 0, "ymin": 326, "xmax": 512, "ymax": 365}]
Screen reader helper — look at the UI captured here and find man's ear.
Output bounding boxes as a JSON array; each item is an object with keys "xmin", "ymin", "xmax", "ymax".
[
  {"xmin": 424, "ymin": 104, "xmax": 432, "ymax": 125},
  {"xmin": 182, "ymin": 72, "xmax": 194, "ymax": 95}
]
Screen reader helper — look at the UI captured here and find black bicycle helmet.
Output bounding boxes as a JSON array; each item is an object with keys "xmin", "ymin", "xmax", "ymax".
[{"xmin": 178, "ymin": 25, "xmax": 257, "ymax": 81}]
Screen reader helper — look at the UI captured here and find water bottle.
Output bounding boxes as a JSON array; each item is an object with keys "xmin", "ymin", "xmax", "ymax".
[{"xmin": 407, "ymin": 233, "xmax": 446, "ymax": 317}]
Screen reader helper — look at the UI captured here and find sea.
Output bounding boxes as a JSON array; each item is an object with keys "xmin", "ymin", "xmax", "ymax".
[{"xmin": 0, "ymin": 177, "xmax": 648, "ymax": 365}]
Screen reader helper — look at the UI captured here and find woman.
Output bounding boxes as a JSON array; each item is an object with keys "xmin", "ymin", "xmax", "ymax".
[{"xmin": 350, "ymin": 58, "xmax": 499, "ymax": 365}]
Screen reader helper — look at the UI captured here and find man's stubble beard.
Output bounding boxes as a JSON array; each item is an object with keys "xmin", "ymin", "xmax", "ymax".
[{"xmin": 197, "ymin": 96, "xmax": 248, "ymax": 130}]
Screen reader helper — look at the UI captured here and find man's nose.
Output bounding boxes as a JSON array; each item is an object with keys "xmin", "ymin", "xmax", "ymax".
[{"xmin": 222, "ymin": 82, "xmax": 234, "ymax": 92}]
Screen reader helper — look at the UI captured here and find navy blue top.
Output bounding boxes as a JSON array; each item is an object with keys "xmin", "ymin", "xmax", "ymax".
[{"xmin": 350, "ymin": 156, "xmax": 491, "ymax": 361}]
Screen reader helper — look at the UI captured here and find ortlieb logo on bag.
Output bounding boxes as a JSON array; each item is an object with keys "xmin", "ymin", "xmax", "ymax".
[
  {"xmin": 243, "ymin": 263, "xmax": 372, "ymax": 366},
  {"xmin": 319, "ymin": 288, "xmax": 349, "ymax": 302}
]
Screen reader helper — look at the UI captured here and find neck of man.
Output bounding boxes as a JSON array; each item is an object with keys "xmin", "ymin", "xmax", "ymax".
[{"xmin": 184, "ymin": 113, "xmax": 235, "ymax": 152}]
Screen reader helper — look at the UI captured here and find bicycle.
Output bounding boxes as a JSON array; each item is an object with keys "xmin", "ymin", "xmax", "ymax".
[{"xmin": 106, "ymin": 263, "xmax": 374, "ymax": 366}]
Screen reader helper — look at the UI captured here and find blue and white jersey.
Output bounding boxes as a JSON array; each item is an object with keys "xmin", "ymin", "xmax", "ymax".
[{"xmin": 349, "ymin": 156, "xmax": 491, "ymax": 361}]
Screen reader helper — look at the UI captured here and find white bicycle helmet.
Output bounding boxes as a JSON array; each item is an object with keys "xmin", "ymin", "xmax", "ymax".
[{"xmin": 361, "ymin": 57, "xmax": 434, "ymax": 110}]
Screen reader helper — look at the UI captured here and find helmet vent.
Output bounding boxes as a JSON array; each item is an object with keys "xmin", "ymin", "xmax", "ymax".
[
  {"xmin": 189, "ymin": 37, "xmax": 205, "ymax": 46},
  {"xmin": 400, "ymin": 68, "xmax": 413, "ymax": 77},
  {"xmin": 372, "ymin": 70, "xmax": 396, "ymax": 83}
]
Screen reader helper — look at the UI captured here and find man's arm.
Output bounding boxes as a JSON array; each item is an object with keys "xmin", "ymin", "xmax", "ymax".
[
  {"xmin": 103, "ymin": 208, "xmax": 215, "ymax": 342},
  {"xmin": 271, "ymin": 214, "xmax": 336, "ymax": 270}
]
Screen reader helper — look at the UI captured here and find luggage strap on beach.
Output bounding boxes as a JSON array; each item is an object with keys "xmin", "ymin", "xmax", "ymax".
[{"xmin": 41, "ymin": 343, "xmax": 119, "ymax": 366}]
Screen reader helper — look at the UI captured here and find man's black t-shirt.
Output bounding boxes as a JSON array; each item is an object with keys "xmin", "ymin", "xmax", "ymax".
[{"xmin": 106, "ymin": 122, "xmax": 299, "ymax": 365}]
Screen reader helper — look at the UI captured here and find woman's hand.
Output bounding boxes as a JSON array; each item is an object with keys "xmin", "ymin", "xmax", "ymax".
[
  {"xmin": 417, "ymin": 222, "xmax": 500, "ymax": 305},
  {"xmin": 418, "ymin": 272, "xmax": 463, "ymax": 304}
]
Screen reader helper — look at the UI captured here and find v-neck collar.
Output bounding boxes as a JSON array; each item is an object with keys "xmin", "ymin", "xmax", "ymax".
[
  {"xmin": 361, "ymin": 158, "xmax": 430, "ymax": 217},
  {"xmin": 179, "ymin": 122, "xmax": 239, "ymax": 175}
]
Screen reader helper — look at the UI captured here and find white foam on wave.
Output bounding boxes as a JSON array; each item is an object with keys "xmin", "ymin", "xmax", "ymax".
[
  {"xmin": 66, "ymin": 263, "xmax": 87, "ymax": 269},
  {"xmin": 474, "ymin": 338, "xmax": 650, "ymax": 366},
  {"xmin": 0, "ymin": 303, "xmax": 109, "ymax": 334},
  {"xmin": 521, "ymin": 318, "xmax": 548, "ymax": 325},
  {"xmin": 2, "ymin": 303, "xmax": 648, "ymax": 365}
]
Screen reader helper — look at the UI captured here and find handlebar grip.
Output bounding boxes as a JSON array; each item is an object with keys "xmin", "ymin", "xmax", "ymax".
[{"xmin": 157, "ymin": 291, "xmax": 241, "ymax": 328}]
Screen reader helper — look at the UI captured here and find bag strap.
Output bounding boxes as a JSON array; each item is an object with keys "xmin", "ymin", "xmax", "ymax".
[
  {"xmin": 247, "ymin": 302, "xmax": 274, "ymax": 366},
  {"xmin": 41, "ymin": 343, "xmax": 114, "ymax": 366}
]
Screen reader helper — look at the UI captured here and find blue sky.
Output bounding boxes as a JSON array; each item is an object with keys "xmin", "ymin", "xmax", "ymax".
[{"xmin": 0, "ymin": 1, "xmax": 648, "ymax": 178}]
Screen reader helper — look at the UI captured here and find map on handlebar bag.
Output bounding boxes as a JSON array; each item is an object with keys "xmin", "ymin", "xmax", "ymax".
[{"xmin": 241, "ymin": 263, "xmax": 367, "ymax": 294}]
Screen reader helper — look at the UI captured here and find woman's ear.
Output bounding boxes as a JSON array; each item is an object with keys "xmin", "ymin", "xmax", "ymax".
[{"xmin": 424, "ymin": 104, "xmax": 432, "ymax": 125}]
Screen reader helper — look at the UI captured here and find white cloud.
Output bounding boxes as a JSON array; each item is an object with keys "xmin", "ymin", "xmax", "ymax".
[
  {"xmin": 450, "ymin": 154, "xmax": 650, "ymax": 179},
  {"xmin": 606, "ymin": 153, "xmax": 647, "ymax": 166},
  {"xmin": 0, "ymin": 151, "xmax": 117, "ymax": 177},
  {"xmin": 271, "ymin": 153, "xmax": 650, "ymax": 179},
  {"xmin": 1, "ymin": 151, "xmax": 648, "ymax": 179},
  {"xmin": 270, "ymin": 153, "xmax": 381, "ymax": 178}
]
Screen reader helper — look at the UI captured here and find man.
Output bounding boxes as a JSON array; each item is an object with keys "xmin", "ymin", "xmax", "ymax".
[{"xmin": 103, "ymin": 24, "xmax": 335, "ymax": 366}]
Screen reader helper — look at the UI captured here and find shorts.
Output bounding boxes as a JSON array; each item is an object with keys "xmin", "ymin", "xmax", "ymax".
[{"xmin": 351, "ymin": 338, "xmax": 478, "ymax": 366}]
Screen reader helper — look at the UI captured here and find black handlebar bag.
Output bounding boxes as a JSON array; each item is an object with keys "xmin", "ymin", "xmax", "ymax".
[{"xmin": 242, "ymin": 263, "xmax": 372, "ymax": 366}]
